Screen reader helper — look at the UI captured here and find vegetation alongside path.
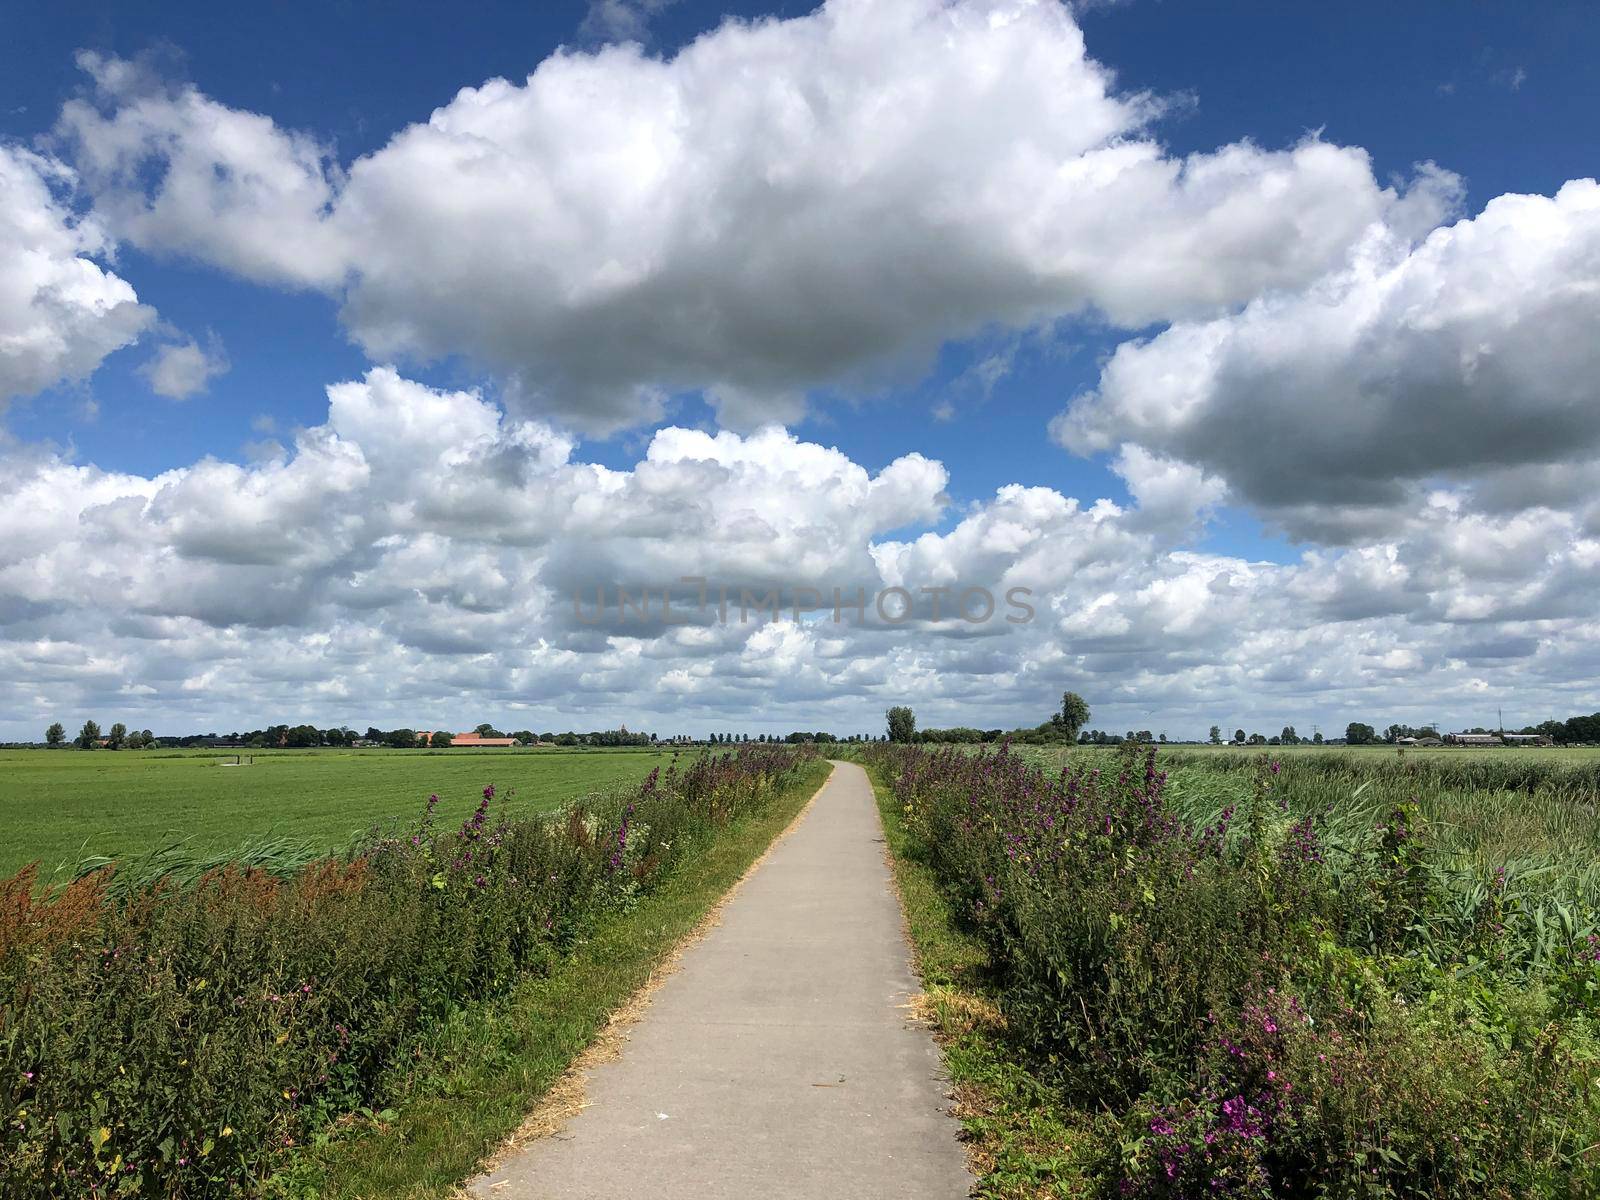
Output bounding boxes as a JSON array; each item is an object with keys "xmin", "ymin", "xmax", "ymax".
[
  {"xmin": 864, "ymin": 741, "xmax": 1600, "ymax": 1197},
  {"xmin": 268, "ymin": 756, "xmax": 831, "ymax": 1199},
  {"xmin": 871, "ymin": 763, "xmax": 1097, "ymax": 1197},
  {"xmin": 2, "ymin": 748, "xmax": 826, "ymax": 1198}
]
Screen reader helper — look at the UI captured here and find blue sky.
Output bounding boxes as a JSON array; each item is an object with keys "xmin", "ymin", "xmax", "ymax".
[
  {"xmin": 2, "ymin": 0, "xmax": 1597, "ymax": 738},
  {"xmin": 6, "ymin": 0, "xmax": 1592, "ymax": 535}
]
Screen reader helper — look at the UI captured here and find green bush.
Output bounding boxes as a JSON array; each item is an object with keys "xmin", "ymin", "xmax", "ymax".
[
  {"xmin": 866, "ymin": 741, "xmax": 1600, "ymax": 1197},
  {"xmin": 0, "ymin": 746, "xmax": 813, "ymax": 1198}
]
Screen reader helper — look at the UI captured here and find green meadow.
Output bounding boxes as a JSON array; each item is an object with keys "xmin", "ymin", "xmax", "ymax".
[{"xmin": 0, "ymin": 746, "xmax": 670, "ymax": 882}]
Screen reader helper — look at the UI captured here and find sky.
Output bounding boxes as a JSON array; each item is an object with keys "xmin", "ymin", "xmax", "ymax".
[{"xmin": 0, "ymin": 0, "xmax": 1597, "ymax": 741}]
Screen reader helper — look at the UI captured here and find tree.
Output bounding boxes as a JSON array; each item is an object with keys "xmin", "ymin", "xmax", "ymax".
[
  {"xmin": 432, "ymin": 731, "xmax": 454, "ymax": 748},
  {"xmin": 45, "ymin": 722, "xmax": 64, "ymax": 747},
  {"xmin": 1058, "ymin": 692, "xmax": 1090, "ymax": 741},
  {"xmin": 107, "ymin": 722, "xmax": 127, "ymax": 750},
  {"xmin": 1208, "ymin": 725, "xmax": 1222, "ymax": 745},
  {"xmin": 1312, "ymin": 731, "xmax": 1324, "ymax": 745},
  {"xmin": 1346, "ymin": 722, "xmax": 1377, "ymax": 745},
  {"xmin": 78, "ymin": 719, "xmax": 102, "ymax": 749},
  {"xmin": 1280, "ymin": 725, "xmax": 1299, "ymax": 745},
  {"xmin": 1233, "ymin": 729, "xmax": 1247, "ymax": 744},
  {"xmin": 886, "ymin": 706, "xmax": 917, "ymax": 744}
]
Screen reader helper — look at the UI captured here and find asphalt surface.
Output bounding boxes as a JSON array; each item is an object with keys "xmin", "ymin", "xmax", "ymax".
[{"xmin": 469, "ymin": 760, "xmax": 972, "ymax": 1199}]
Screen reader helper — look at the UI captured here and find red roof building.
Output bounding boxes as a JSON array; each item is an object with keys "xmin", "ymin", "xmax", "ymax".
[{"xmin": 451, "ymin": 732, "xmax": 518, "ymax": 747}]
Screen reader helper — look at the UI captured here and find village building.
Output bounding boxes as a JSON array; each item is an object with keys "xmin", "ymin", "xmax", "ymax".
[{"xmin": 451, "ymin": 732, "xmax": 519, "ymax": 747}]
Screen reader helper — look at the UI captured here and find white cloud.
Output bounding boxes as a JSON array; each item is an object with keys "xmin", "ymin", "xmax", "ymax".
[
  {"xmin": 58, "ymin": 52, "xmax": 345, "ymax": 289},
  {"xmin": 54, "ymin": 1, "xmax": 1452, "ymax": 433},
  {"xmin": 0, "ymin": 144, "xmax": 153, "ymax": 406},
  {"xmin": 140, "ymin": 332, "xmax": 229, "ymax": 399},
  {"xmin": 581, "ymin": 0, "xmax": 679, "ymax": 44},
  {"xmin": 1055, "ymin": 179, "xmax": 1600, "ymax": 538},
  {"xmin": 0, "ymin": 370, "xmax": 1595, "ymax": 738}
]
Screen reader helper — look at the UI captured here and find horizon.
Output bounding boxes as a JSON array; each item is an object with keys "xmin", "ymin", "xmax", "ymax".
[{"xmin": 3, "ymin": 0, "xmax": 1598, "ymax": 740}]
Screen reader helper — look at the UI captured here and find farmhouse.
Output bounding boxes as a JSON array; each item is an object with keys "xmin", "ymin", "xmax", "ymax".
[
  {"xmin": 1447, "ymin": 732, "xmax": 1501, "ymax": 746},
  {"xmin": 1502, "ymin": 732, "xmax": 1554, "ymax": 745},
  {"xmin": 452, "ymin": 732, "xmax": 518, "ymax": 747}
]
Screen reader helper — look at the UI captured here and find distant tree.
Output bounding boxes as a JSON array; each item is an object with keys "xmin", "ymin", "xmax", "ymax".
[
  {"xmin": 432, "ymin": 731, "xmax": 454, "ymax": 748},
  {"xmin": 886, "ymin": 706, "xmax": 917, "ymax": 744},
  {"xmin": 1248, "ymin": 732, "xmax": 1267, "ymax": 745},
  {"xmin": 1056, "ymin": 692, "xmax": 1091, "ymax": 741},
  {"xmin": 1280, "ymin": 725, "xmax": 1299, "ymax": 745},
  {"xmin": 1208, "ymin": 725, "xmax": 1222, "ymax": 745},
  {"xmin": 1234, "ymin": 729, "xmax": 1247, "ymax": 744},
  {"xmin": 107, "ymin": 722, "xmax": 127, "ymax": 750},
  {"xmin": 474, "ymin": 722, "xmax": 506, "ymax": 739},
  {"xmin": 385, "ymin": 728, "xmax": 418, "ymax": 749},
  {"xmin": 45, "ymin": 722, "xmax": 65, "ymax": 747},
  {"xmin": 1312, "ymin": 731, "xmax": 1324, "ymax": 745},
  {"xmin": 1345, "ymin": 722, "xmax": 1377, "ymax": 745}
]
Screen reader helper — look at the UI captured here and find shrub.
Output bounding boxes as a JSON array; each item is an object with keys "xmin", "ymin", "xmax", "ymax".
[
  {"xmin": 0, "ymin": 745, "xmax": 814, "ymax": 1198},
  {"xmin": 864, "ymin": 740, "xmax": 1600, "ymax": 1196}
]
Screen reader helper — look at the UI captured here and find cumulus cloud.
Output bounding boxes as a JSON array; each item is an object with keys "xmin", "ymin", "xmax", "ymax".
[
  {"xmin": 1054, "ymin": 179, "xmax": 1600, "ymax": 538},
  {"xmin": 0, "ymin": 144, "xmax": 153, "ymax": 406},
  {"xmin": 2, "ymin": 368, "xmax": 1594, "ymax": 738},
  {"xmin": 580, "ymin": 0, "xmax": 679, "ymax": 44},
  {"xmin": 140, "ymin": 331, "xmax": 229, "ymax": 399},
  {"xmin": 57, "ymin": 52, "xmax": 345, "ymax": 289},
  {"xmin": 54, "ymin": 0, "xmax": 1451, "ymax": 433}
]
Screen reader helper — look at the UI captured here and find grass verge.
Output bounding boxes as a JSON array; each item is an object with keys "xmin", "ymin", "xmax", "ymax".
[
  {"xmin": 264, "ymin": 758, "xmax": 832, "ymax": 1199},
  {"xmin": 868, "ymin": 765, "xmax": 1107, "ymax": 1199}
]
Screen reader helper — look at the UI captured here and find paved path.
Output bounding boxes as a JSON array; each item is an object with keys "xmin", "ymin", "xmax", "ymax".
[{"xmin": 470, "ymin": 761, "xmax": 972, "ymax": 1199}]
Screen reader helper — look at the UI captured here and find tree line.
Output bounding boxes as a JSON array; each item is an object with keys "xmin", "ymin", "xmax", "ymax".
[{"xmin": 42, "ymin": 721, "xmax": 157, "ymax": 750}]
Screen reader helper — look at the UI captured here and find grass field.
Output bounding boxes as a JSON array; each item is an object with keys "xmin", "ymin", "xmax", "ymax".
[{"xmin": 0, "ymin": 746, "xmax": 670, "ymax": 882}]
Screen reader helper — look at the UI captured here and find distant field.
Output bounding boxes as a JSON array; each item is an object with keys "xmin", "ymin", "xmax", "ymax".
[
  {"xmin": 1012, "ymin": 741, "xmax": 1600, "ymax": 885},
  {"xmin": 0, "ymin": 746, "xmax": 670, "ymax": 882},
  {"xmin": 1020, "ymin": 741, "xmax": 1600, "ymax": 769}
]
